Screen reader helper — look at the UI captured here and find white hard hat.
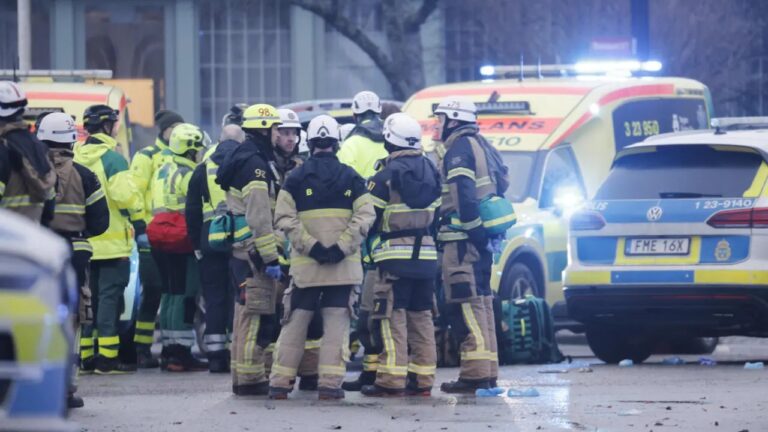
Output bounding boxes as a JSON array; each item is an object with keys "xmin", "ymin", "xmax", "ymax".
[
  {"xmin": 277, "ymin": 108, "xmax": 302, "ymax": 129},
  {"xmin": 307, "ymin": 114, "xmax": 340, "ymax": 141},
  {"xmin": 434, "ymin": 97, "xmax": 477, "ymax": 123},
  {"xmin": 37, "ymin": 112, "xmax": 77, "ymax": 144},
  {"xmin": 383, "ymin": 113, "xmax": 422, "ymax": 150},
  {"xmin": 352, "ymin": 90, "xmax": 382, "ymax": 115},
  {"xmin": 339, "ymin": 123, "xmax": 355, "ymax": 141},
  {"xmin": 0, "ymin": 81, "xmax": 27, "ymax": 118}
]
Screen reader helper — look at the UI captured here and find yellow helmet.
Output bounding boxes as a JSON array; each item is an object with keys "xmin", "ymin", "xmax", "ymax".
[
  {"xmin": 242, "ymin": 104, "xmax": 281, "ymax": 129},
  {"xmin": 169, "ymin": 123, "xmax": 204, "ymax": 155}
]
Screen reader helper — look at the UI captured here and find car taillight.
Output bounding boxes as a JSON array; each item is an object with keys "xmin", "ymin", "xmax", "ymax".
[
  {"xmin": 707, "ymin": 207, "xmax": 768, "ymax": 228},
  {"xmin": 570, "ymin": 210, "xmax": 606, "ymax": 231}
]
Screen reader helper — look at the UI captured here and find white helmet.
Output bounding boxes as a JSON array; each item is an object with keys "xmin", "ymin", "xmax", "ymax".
[
  {"xmin": 352, "ymin": 90, "xmax": 382, "ymax": 115},
  {"xmin": 0, "ymin": 81, "xmax": 27, "ymax": 118},
  {"xmin": 277, "ymin": 108, "xmax": 302, "ymax": 130},
  {"xmin": 37, "ymin": 112, "xmax": 77, "ymax": 144},
  {"xmin": 383, "ymin": 113, "xmax": 422, "ymax": 150},
  {"xmin": 339, "ymin": 123, "xmax": 355, "ymax": 141},
  {"xmin": 434, "ymin": 97, "xmax": 477, "ymax": 123},
  {"xmin": 307, "ymin": 114, "xmax": 340, "ymax": 142}
]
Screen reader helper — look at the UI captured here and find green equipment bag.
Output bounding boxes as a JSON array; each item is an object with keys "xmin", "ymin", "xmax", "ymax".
[
  {"xmin": 479, "ymin": 195, "xmax": 516, "ymax": 236},
  {"xmin": 500, "ymin": 295, "xmax": 564, "ymax": 365},
  {"xmin": 208, "ymin": 213, "xmax": 251, "ymax": 252}
]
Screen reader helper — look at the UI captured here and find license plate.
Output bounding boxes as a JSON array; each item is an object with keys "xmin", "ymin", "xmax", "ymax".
[{"xmin": 626, "ymin": 237, "xmax": 690, "ymax": 256}]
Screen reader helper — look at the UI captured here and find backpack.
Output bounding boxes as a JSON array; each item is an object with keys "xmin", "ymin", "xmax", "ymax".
[
  {"xmin": 499, "ymin": 295, "xmax": 564, "ymax": 365},
  {"xmin": 476, "ymin": 135, "xmax": 510, "ymax": 196},
  {"xmin": 147, "ymin": 212, "xmax": 194, "ymax": 253},
  {"xmin": 207, "ymin": 212, "xmax": 251, "ymax": 252},
  {"xmin": 390, "ymin": 157, "xmax": 441, "ymax": 209}
]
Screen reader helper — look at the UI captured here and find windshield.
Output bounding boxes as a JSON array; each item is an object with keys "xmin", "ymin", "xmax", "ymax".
[
  {"xmin": 501, "ymin": 151, "xmax": 536, "ymax": 202},
  {"xmin": 595, "ymin": 145, "xmax": 764, "ymax": 200}
]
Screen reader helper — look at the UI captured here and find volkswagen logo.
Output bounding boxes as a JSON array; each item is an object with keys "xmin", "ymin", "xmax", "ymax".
[{"xmin": 646, "ymin": 206, "xmax": 663, "ymax": 222}]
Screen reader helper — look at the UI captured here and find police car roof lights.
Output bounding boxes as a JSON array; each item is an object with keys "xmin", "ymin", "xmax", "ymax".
[
  {"xmin": 711, "ymin": 117, "xmax": 768, "ymax": 134},
  {"xmin": 475, "ymin": 101, "xmax": 532, "ymax": 114}
]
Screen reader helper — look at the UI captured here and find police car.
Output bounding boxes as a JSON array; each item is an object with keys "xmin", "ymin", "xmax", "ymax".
[
  {"xmin": 0, "ymin": 210, "xmax": 76, "ymax": 432},
  {"xmin": 564, "ymin": 118, "xmax": 768, "ymax": 364}
]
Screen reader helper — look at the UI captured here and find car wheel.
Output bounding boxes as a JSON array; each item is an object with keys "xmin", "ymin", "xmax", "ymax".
[
  {"xmin": 501, "ymin": 262, "xmax": 541, "ymax": 299},
  {"xmin": 586, "ymin": 326, "xmax": 654, "ymax": 364}
]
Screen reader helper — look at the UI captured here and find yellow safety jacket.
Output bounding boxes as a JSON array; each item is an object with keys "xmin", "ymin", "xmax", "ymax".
[
  {"xmin": 337, "ymin": 129, "xmax": 387, "ymax": 179},
  {"xmin": 130, "ymin": 137, "xmax": 170, "ymax": 224},
  {"xmin": 152, "ymin": 151, "xmax": 197, "ymax": 215},
  {"xmin": 74, "ymin": 133, "xmax": 144, "ymax": 259},
  {"xmin": 201, "ymin": 144, "xmax": 227, "ymax": 222}
]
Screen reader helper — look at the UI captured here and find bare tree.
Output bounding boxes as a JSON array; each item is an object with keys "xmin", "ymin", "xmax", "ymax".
[{"xmin": 288, "ymin": 0, "xmax": 438, "ymax": 100}]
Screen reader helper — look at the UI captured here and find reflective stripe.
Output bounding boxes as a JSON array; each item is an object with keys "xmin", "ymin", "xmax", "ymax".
[
  {"xmin": 86, "ymin": 188, "xmax": 106, "ymax": 205},
  {"xmin": 99, "ymin": 347, "xmax": 119, "ymax": 358},
  {"xmin": 407, "ymin": 362, "xmax": 436, "ymax": 376},
  {"xmin": 298, "ymin": 208, "xmax": 353, "ymax": 219},
  {"xmin": 446, "ymin": 167, "xmax": 475, "ymax": 181},
  {"xmin": 0, "ymin": 195, "xmax": 44, "ymax": 208},
  {"xmin": 304, "ymin": 339, "xmax": 321, "ymax": 350},
  {"xmin": 461, "ymin": 351, "xmax": 495, "ymax": 361},
  {"xmin": 136, "ymin": 321, "xmax": 155, "ymax": 331},
  {"xmin": 370, "ymin": 195, "xmax": 388, "ymax": 209},
  {"xmin": 134, "ymin": 335, "xmax": 154, "ymax": 344},
  {"xmin": 437, "ymin": 231, "xmax": 468, "ymax": 242},
  {"xmin": 0, "ymin": 181, "xmax": 5, "ymax": 195},
  {"xmin": 379, "ymin": 318, "xmax": 407, "ymax": 376},
  {"xmin": 73, "ymin": 240, "xmax": 93, "ymax": 253},
  {"xmin": 244, "ymin": 316, "xmax": 261, "ymax": 369},
  {"xmin": 272, "ymin": 364, "xmax": 297, "ymax": 377},
  {"xmin": 206, "ymin": 342, "xmax": 227, "ymax": 351},
  {"xmin": 483, "ymin": 212, "xmax": 517, "ymax": 228},
  {"xmin": 476, "ymin": 176, "xmax": 493, "ymax": 187},
  {"xmin": 80, "ymin": 338, "xmax": 94, "ymax": 347},
  {"xmin": 99, "ymin": 335, "xmax": 120, "ymax": 346},
  {"xmin": 54, "ymin": 203, "xmax": 86, "ymax": 215},
  {"xmin": 203, "ymin": 210, "xmax": 215, "ymax": 221},
  {"xmin": 461, "ymin": 217, "xmax": 483, "ymax": 230},
  {"xmin": 461, "ymin": 302, "xmax": 486, "ymax": 353},
  {"xmin": 204, "ymin": 334, "xmax": 228, "ymax": 343},
  {"xmin": 318, "ymin": 364, "xmax": 346, "ymax": 376},
  {"xmin": 80, "ymin": 348, "xmax": 95, "ymax": 359},
  {"xmin": 242, "ymin": 180, "xmax": 268, "ymax": 195},
  {"xmin": 234, "ymin": 364, "xmax": 266, "ymax": 374}
]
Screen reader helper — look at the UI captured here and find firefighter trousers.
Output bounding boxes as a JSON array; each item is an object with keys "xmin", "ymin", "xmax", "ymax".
[
  {"xmin": 270, "ymin": 285, "xmax": 351, "ymax": 390},
  {"xmin": 134, "ymin": 249, "xmax": 163, "ymax": 350},
  {"xmin": 200, "ymin": 251, "xmax": 234, "ymax": 358},
  {"xmin": 371, "ymin": 271, "xmax": 436, "ymax": 390},
  {"xmin": 355, "ymin": 270, "xmax": 380, "ymax": 374},
  {"xmin": 441, "ymin": 240, "xmax": 496, "ymax": 382},
  {"xmin": 154, "ymin": 251, "xmax": 200, "ymax": 350},
  {"xmin": 81, "ymin": 258, "xmax": 130, "ymax": 361}
]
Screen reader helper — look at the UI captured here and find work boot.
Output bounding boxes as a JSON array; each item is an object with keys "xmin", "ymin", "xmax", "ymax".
[
  {"xmin": 80, "ymin": 357, "xmax": 96, "ymax": 374},
  {"xmin": 406, "ymin": 378, "xmax": 432, "ymax": 397},
  {"xmin": 361, "ymin": 384, "xmax": 405, "ymax": 398},
  {"xmin": 160, "ymin": 345, "xmax": 171, "ymax": 371},
  {"xmin": 318, "ymin": 387, "xmax": 345, "ymax": 400},
  {"xmin": 94, "ymin": 356, "xmax": 137, "ymax": 375},
  {"xmin": 208, "ymin": 351, "xmax": 230, "ymax": 374},
  {"xmin": 67, "ymin": 393, "xmax": 84, "ymax": 409},
  {"xmin": 341, "ymin": 370, "xmax": 376, "ymax": 391},
  {"xmin": 167, "ymin": 345, "xmax": 208, "ymax": 372},
  {"xmin": 233, "ymin": 381, "xmax": 269, "ymax": 396},
  {"xmin": 440, "ymin": 379, "xmax": 490, "ymax": 394},
  {"xmin": 136, "ymin": 346, "xmax": 160, "ymax": 369},
  {"xmin": 298, "ymin": 375, "xmax": 318, "ymax": 391},
  {"xmin": 268, "ymin": 386, "xmax": 291, "ymax": 400}
]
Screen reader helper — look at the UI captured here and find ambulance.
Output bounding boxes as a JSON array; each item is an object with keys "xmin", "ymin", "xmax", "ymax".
[{"xmin": 403, "ymin": 68, "xmax": 713, "ymax": 333}]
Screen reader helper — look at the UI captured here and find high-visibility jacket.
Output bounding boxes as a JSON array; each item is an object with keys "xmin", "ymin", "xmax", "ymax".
[
  {"xmin": 74, "ymin": 133, "xmax": 144, "ymax": 259},
  {"xmin": 337, "ymin": 118, "xmax": 387, "ymax": 179},
  {"xmin": 152, "ymin": 152, "xmax": 197, "ymax": 215},
  {"xmin": 437, "ymin": 126, "xmax": 496, "ymax": 243},
  {"xmin": 201, "ymin": 144, "xmax": 227, "ymax": 222},
  {"xmin": 130, "ymin": 137, "xmax": 170, "ymax": 224},
  {"xmin": 367, "ymin": 149, "xmax": 441, "ymax": 279}
]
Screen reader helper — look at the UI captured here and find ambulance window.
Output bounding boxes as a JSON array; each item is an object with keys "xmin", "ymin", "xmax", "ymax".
[
  {"xmin": 501, "ymin": 151, "xmax": 536, "ymax": 202},
  {"xmin": 539, "ymin": 147, "xmax": 585, "ymax": 209},
  {"xmin": 612, "ymin": 98, "xmax": 709, "ymax": 152}
]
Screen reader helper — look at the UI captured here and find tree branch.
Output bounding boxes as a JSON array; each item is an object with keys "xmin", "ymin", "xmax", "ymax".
[{"xmin": 404, "ymin": 0, "xmax": 439, "ymax": 32}]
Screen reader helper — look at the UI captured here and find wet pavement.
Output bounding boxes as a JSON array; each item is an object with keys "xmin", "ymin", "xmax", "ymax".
[{"xmin": 72, "ymin": 337, "xmax": 768, "ymax": 432}]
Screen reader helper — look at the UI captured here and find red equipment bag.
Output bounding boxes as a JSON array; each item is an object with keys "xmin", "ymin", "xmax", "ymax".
[{"xmin": 147, "ymin": 212, "xmax": 194, "ymax": 253}]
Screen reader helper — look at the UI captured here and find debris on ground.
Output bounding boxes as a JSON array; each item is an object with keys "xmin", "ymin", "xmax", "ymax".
[
  {"xmin": 617, "ymin": 409, "xmax": 642, "ymax": 416},
  {"xmin": 507, "ymin": 388, "xmax": 540, "ymax": 398},
  {"xmin": 744, "ymin": 362, "xmax": 764, "ymax": 370},
  {"xmin": 619, "ymin": 359, "xmax": 634, "ymax": 367},
  {"xmin": 699, "ymin": 357, "xmax": 717, "ymax": 366},
  {"xmin": 661, "ymin": 357, "xmax": 685, "ymax": 365}
]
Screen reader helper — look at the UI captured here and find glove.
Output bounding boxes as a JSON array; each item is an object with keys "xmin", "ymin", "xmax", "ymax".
[
  {"xmin": 466, "ymin": 226, "xmax": 488, "ymax": 251},
  {"xmin": 487, "ymin": 237, "xmax": 504, "ymax": 255},
  {"xmin": 325, "ymin": 244, "xmax": 346, "ymax": 264},
  {"xmin": 265, "ymin": 264, "xmax": 282, "ymax": 281},
  {"xmin": 309, "ymin": 242, "xmax": 330, "ymax": 264},
  {"xmin": 136, "ymin": 233, "xmax": 150, "ymax": 249},
  {"xmin": 194, "ymin": 250, "xmax": 204, "ymax": 261}
]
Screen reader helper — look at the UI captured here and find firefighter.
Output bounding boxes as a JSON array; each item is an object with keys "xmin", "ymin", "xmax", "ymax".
[
  {"xmin": 37, "ymin": 112, "xmax": 110, "ymax": 408},
  {"xmin": 185, "ymin": 124, "xmax": 244, "ymax": 372},
  {"xmin": 130, "ymin": 109, "xmax": 184, "ymax": 368},
  {"xmin": 74, "ymin": 104, "xmax": 144, "ymax": 374},
  {"xmin": 433, "ymin": 98, "xmax": 499, "ymax": 393},
  {"xmin": 268, "ymin": 114, "xmax": 375, "ymax": 401},
  {"xmin": 265, "ymin": 108, "xmax": 322, "ymax": 391},
  {"xmin": 148, "ymin": 123, "xmax": 208, "ymax": 372},
  {"xmin": 0, "ymin": 81, "xmax": 56, "ymax": 224},
  {"xmin": 337, "ymin": 90, "xmax": 387, "ymax": 178},
  {"xmin": 360, "ymin": 113, "xmax": 441, "ymax": 397},
  {"xmin": 215, "ymin": 104, "xmax": 283, "ymax": 396}
]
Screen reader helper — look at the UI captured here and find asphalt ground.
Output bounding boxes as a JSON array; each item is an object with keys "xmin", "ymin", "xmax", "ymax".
[{"xmin": 70, "ymin": 336, "xmax": 768, "ymax": 432}]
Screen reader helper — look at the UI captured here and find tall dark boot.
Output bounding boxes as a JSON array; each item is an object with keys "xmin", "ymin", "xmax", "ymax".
[
  {"xmin": 341, "ymin": 370, "xmax": 376, "ymax": 392},
  {"xmin": 137, "ymin": 345, "xmax": 160, "ymax": 369}
]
